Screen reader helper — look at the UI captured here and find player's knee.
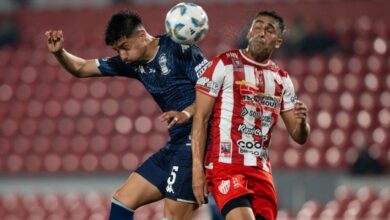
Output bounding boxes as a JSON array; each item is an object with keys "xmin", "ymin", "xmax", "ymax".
[{"xmin": 164, "ymin": 201, "xmax": 196, "ymax": 220}]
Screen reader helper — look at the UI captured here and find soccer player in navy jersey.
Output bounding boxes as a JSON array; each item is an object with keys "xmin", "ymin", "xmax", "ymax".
[{"xmin": 45, "ymin": 11, "xmax": 208, "ymax": 220}]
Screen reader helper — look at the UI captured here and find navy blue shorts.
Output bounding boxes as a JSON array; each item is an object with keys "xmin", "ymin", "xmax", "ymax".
[{"xmin": 135, "ymin": 140, "xmax": 196, "ymax": 203}]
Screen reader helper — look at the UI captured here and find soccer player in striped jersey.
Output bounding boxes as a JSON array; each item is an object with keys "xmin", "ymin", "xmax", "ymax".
[
  {"xmin": 191, "ymin": 11, "xmax": 310, "ymax": 220},
  {"xmin": 45, "ymin": 10, "xmax": 208, "ymax": 220}
]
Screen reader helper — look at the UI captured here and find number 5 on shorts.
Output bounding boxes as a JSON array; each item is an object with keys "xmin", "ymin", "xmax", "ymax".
[{"xmin": 166, "ymin": 166, "xmax": 179, "ymax": 194}]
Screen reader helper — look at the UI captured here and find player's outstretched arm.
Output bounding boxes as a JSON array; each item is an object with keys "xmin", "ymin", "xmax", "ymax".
[
  {"xmin": 159, "ymin": 103, "xmax": 195, "ymax": 129},
  {"xmin": 191, "ymin": 91, "xmax": 215, "ymax": 205},
  {"xmin": 281, "ymin": 100, "xmax": 310, "ymax": 145},
  {"xmin": 45, "ymin": 30, "xmax": 102, "ymax": 78}
]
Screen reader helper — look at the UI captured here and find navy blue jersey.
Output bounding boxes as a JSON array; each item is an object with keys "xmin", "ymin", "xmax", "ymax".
[{"xmin": 97, "ymin": 35, "xmax": 208, "ymax": 143}]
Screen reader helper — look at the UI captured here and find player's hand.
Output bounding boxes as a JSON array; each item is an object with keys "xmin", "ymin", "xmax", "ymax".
[
  {"xmin": 45, "ymin": 30, "xmax": 64, "ymax": 54},
  {"xmin": 192, "ymin": 165, "xmax": 208, "ymax": 205},
  {"xmin": 159, "ymin": 110, "xmax": 190, "ymax": 129},
  {"xmin": 294, "ymin": 100, "xmax": 308, "ymax": 124}
]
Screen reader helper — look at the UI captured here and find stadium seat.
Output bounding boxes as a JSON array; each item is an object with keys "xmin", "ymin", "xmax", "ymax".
[
  {"xmin": 296, "ymin": 200, "xmax": 322, "ymax": 219},
  {"xmin": 95, "ymin": 118, "xmax": 114, "ymax": 135},
  {"xmin": 304, "ymin": 147, "xmax": 325, "ymax": 168},
  {"xmin": 307, "ymin": 55, "xmax": 327, "ymax": 76},
  {"xmin": 119, "ymin": 98, "xmax": 139, "ymax": 117},
  {"xmin": 63, "ymin": 99, "xmax": 81, "ymax": 117},
  {"xmin": 321, "ymin": 200, "xmax": 346, "ymax": 220},
  {"xmin": 107, "ymin": 80, "xmax": 126, "ymax": 98},
  {"xmin": 120, "ymin": 152, "xmax": 141, "ymax": 171},
  {"xmin": 89, "ymin": 81, "xmax": 107, "ymax": 99},
  {"xmin": 15, "ymin": 84, "xmax": 32, "ymax": 101},
  {"xmin": 134, "ymin": 116, "xmax": 153, "ymax": 134},
  {"xmin": 19, "ymin": 118, "xmax": 37, "ymax": 136},
  {"xmin": 70, "ymin": 135, "xmax": 88, "ymax": 155},
  {"xmin": 70, "ymin": 82, "xmax": 89, "ymax": 100},
  {"xmin": 101, "ymin": 99, "xmax": 119, "ymax": 116},
  {"xmin": 75, "ymin": 117, "xmax": 94, "ymax": 136},
  {"xmin": 34, "ymin": 83, "xmax": 52, "ymax": 101},
  {"xmin": 62, "ymin": 153, "xmax": 81, "ymax": 172},
  {"xmin": 57, "ymin": 118, "xmax": 75, "ymax": 136},
  {"xmin": 109, "ymin": 134, "xmax": 129, "ymax": 154},
  {"xmin": 343, "ymin": 199, "xmax": 365, "ymax": 219},
  {"xmin": 81, "ymin": 98, "xmax": 100, "ymax": 117},
  {"xmin": 147, "ymin": 133, "xmax": 166, "ymax": 152},
  {"xmin": 44, "ymin": 99, "xmax": 62, "ymax": 118},
  {"xmin": 138, "ymin": 98, "xmax": 158, "ymax": 116},
  {"xmin": 80, "ymin": 153, "xmax": 100, "ymax": 172}
]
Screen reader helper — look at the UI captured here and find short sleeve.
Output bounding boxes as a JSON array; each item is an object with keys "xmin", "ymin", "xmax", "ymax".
[
  {"xmin": 281, "ymin": 74, "xmax": 297, "ymax": 112},
  {"xmin": 177, "ymin": 44, "xmax": 209, "ymax": 83},
  {"xmin": 195, "ymin": 56, "xmax": 226, "ymax": 97},
  {"xmin": 96, "ymin": 56, "xmax": 137, "ymax": 78}
]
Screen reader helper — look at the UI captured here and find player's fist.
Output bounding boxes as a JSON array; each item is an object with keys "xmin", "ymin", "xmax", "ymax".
[
  {"xmin": 294, "ymin": 100, "xmax": 308, "ymax": 124},
  {"xmin": 45, "ymin": 30, "xmax": 64, "ymax": 54}
]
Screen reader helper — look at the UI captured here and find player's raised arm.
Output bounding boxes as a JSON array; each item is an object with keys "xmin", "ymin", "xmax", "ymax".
[{"xmin": 45, "ymin": 30, "xmax": 102, "ymax": 78}]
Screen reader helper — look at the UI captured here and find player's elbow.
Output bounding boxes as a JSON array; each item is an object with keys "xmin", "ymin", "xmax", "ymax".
[{"xmin": 295, "ymin": 137, "xmax": 308, "ymax": 145}]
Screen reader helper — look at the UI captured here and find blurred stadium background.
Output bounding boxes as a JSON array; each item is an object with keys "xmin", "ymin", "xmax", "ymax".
[{"xmin": 0, "ymin": 0, "xmax": 389, "ymax": 219}]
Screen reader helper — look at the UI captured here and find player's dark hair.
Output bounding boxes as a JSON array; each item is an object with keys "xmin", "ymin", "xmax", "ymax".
[
  {"xmin": 105, "ymin": 10, "xmax": 143, "ymax": 46},
  {"xmin": 255, "ymin": 11, "xmax": 285, "ymax": 35}
]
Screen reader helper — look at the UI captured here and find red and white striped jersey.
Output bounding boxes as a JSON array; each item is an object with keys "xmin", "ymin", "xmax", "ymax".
[{"xmin": 196, "ymin": 49, "xmax": 297, "ymax": 172}]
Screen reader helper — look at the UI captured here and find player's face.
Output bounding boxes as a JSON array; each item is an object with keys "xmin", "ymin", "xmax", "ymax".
[
  {"xmin": 246, "ymin": 15, "xmax": 282, "ymax": 60},
  {"xmin": 112, "ymin": 31, "xmax": 147, "ymax": 63}
]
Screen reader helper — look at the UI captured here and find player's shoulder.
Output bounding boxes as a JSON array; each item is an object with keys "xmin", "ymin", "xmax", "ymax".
[
  {"xmin": 211, "ymin": 49, "xmax": 241, "ymax": 65},
  {"xmin": 159, "ymin": 34, "xmax": 201, "ymax": 51},
  {"xmin": 266, "ymin": 60, "xmax": 289, "ymax": 77},
  {"xmin": 158, "ymin": 34, "xmax": 176, "ymax": 48}
]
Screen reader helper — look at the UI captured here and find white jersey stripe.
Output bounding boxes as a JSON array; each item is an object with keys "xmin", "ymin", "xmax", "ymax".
[
  {"xmin": 243, "ymin": 65, "xmax": 257, "ymax": 166},
  {"xmin": 263, "ymin": 70, "xmax": 276, "ymax": 96},
  {"xmin": 218, "ymin": 65, "xmax": 234, "ymax": 164}
]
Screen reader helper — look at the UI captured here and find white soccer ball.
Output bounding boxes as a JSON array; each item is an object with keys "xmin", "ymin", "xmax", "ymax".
[{"xmin": 165, "ymin": 2, "xmax": 209, "ymax": 45}]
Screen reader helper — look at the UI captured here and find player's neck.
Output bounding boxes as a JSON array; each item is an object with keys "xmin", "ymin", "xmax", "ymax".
[
  {"xmin": 243, "ymin": 48, "xmax": 270, "ymax": 64},
  {"xmin": 144, "ymin": 36, "xmax": 159, "ymax": 62}
]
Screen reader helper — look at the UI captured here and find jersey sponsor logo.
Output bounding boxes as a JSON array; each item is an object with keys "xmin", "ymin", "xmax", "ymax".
[
  {"xmin": 197, "ymin": 77, "xmax": 219, "ymax": 94},
  {"xmin": 218, "ymin": 180, "xmax": 230, "ymax": 194},
  {"xmin": 242, "ymin": 95, "xmax": 281, "ymax": 108},
  {"xmin": 159, "ymin": 53, "xmax": 170, "ymax": 75},
  {"xmin": 219, "ymin": 142, "xmax": 232, "ymax": 157},
  {"xmin": 241, "ymin": 107, "xmax": 273, "ymax": 125},
  {"xmin": 237, "ymin": 124, "xmax": 262, "ymax": 136},
  {"xmin": 205, "ymin": 162, "xmax": 213, "ymax": 170},
  {"xmin": 134, "ymin": 65, "xmax": 156, "ymax": 74},
  {"xmin": 241, "ymin": 94, "xmax": 281, "ymax": 114},
  {"xmin": 237, "ymin": 139, "xmax": 268, "ymax": 158},
  {"xmin": 291, "ymin": 95, "xmax": 298, "ymax": 104},
  {"xmin": 236, "ymin": 80, "xmax": 259, "ymax": 95},
  {"xmin": 226, "ymin": 52, "xmax": 238, "ymax": 59},
  {"xmin": 180, "ymin": 44, "xmax": 190, "ymax": 53},
  {"xmin": 241, "ymin": 106, "xmax": 249, "ymax": 117},
  {"xmin": 194, "ymin": 59, "xmax": 209, "ymax": 77},
  {"xmin": 261, "ymin": 115, "xmax": 273, "ymax": 128}
]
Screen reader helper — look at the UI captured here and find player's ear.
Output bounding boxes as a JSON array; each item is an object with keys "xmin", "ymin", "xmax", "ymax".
[
  {"xmin": 275, "ymin": 37, "xmax": 283, "ymax": 49},
  {"xmin": 137, "ymin": 29, "xmax": 146, "ymax": 40}
]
